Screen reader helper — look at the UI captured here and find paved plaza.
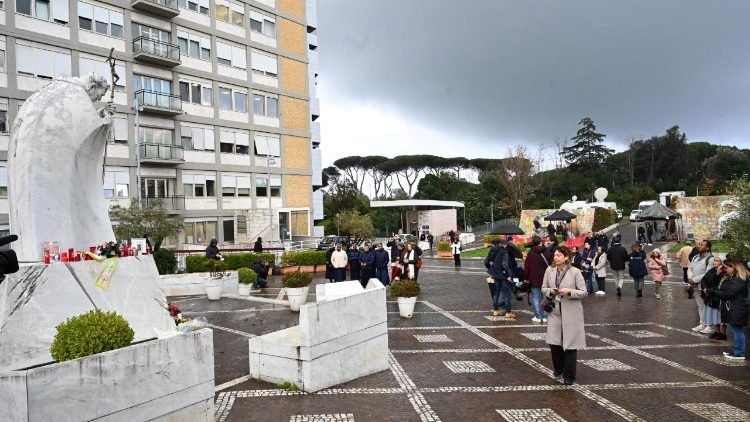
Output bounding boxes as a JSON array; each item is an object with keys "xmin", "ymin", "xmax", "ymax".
[{"xmin": 171, "ymin": 252, "xmax": 750, "ymax": 422}]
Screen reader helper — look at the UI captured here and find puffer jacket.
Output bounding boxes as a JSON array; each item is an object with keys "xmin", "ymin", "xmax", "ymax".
[
  {"xmin": 711, "ymin": 275, "xmax": 748, "ymax": 326},
  {"xmin": 646, "ymin": 255, "xmax": 667, "ymax": 282},
  {"xmin": 628, "ymin": 251, "xmax": 648, "ymax": 278}
]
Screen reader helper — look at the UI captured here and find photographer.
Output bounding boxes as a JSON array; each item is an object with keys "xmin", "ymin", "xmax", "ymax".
[
  {"xmin": 205, "ymin": 239, "xmax": 221, "ymax": 261},
  {"xmin": 542, "ymin": 246, "xmax": 587, "ymax": 385}
]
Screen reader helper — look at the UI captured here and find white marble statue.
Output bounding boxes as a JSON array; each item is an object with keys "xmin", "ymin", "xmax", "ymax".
[{"xmin": 8, "ymin": 73, "xmax": 117, "ymax": 262}]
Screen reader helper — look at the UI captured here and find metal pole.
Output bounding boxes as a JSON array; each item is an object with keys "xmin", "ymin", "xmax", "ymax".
[
  {"xmin": 463, "ymin": 205, "xmax": 467, "ymax": 233},
  {"xmin": 266, "ymin": 138, "xmax": 273, "ymax": 246},
  {"xmin": 134, "ymin": 94, "xmax": 142, "ymax": 209}
]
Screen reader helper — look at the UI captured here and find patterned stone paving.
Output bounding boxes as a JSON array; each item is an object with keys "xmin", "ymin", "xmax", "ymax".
[{"xmin": 172, "ymin": 258, "xmax": 750, "ymax": 421}]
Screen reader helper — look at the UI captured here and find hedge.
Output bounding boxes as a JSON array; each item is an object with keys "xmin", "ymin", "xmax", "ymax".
[
  {"xmin": 437, "ymin": 241, "xmax": 451, "ymax": 252},
  {"xmin": 280, "ymin": 250, "xmax": 327, "ymax": 267},
  {"xmin": 50, "ymin": 310, "xmax": 134, "ymax": 362},
  {"xmin": 186, "ymin": 252, "xmax": 276, "ymax": 273},
  {"xmin": 592, "ymin": 208, "xmax": 618, "ymax": 233}
]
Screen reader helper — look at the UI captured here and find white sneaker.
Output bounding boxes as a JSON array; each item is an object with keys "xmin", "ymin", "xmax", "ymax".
[
  {"xmin": 655, "ymin": 294, "xmax": 661, "ymax": 299},
  {"xmin": 531, "ymin": 317, "xmax": 542, "ymax": 323},
  {"xmin": 595, "ymin": 291, "xmax": 605, "ymax": 296},
  {"xmin": 700, "ymin": 326, "xmax": 714, "ymax": 334},
  {"xmin": 692, "ymin": 324, "xmax": 706, "ymax": 332},
  {"xmin": 542, "ymin": 318, "xmax": 548, "ymax": 323}
]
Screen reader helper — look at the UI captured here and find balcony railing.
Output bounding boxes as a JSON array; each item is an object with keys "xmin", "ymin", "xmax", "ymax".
[
  {"xmin": 132, "ymin": 37, "xmax": 180, "ymax": 65},
  {"xmin": 143, "ymin": 195, "xmax": 185, "ymax": 210},
  {"xmin": 131, "ymin": 0, "xmax": 180, "ymax": 18},
  {"xmin": 135, "ymin": 89, "xmax": 182, "ymax": 114},
  {"xmin": 139, "ymin": 143, "xmax": 184, "ymax": 161}
]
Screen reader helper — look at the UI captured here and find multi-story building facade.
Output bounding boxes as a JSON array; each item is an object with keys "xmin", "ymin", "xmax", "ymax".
[{"xmin": 0, "ymin": 0, "xmax": 323, "ymax": 247}]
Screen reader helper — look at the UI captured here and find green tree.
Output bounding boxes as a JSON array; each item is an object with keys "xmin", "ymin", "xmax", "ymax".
[
  {"xmin": 723, "ymin": 177, "xmax": 750, "ymax": 262},
  {"xmin": 336, "ymin": 209, "xmax": 376, "ymax": 243},
  {"xmin": 109, "ymin": 199, "xmax": 183, "ymax": 251},
  {"xmin": 563, "ymin": 117, "xmax": 614, "ymax": 181}
]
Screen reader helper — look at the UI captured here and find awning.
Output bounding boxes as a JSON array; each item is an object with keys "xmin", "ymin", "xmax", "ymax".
[{"xmin": 545, "ymin": 209, "xmax": 577, "ymax": 221}]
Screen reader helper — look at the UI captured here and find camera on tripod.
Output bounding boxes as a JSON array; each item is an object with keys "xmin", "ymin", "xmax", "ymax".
[{"xmin": 0, "ymin": 234, "xmax": 20, "ymax": 283}]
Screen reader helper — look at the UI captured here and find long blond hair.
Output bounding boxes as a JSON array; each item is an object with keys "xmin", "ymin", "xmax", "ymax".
[{"xmin": 724, "ymin": 258, "xmax": 749, "ymax": 281}]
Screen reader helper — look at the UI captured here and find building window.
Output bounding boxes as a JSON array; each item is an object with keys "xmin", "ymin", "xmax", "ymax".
[
  {"xmin": 112, "ymin": 115, "xmax": 127, "ymax": 143},
  {"xmin": 252, "ymin": 92, "xmax": 278, "ymax": 117},
  {"xmin": 134, "ymin": 74, "xmax": 172, "ymax": 94},
  {"xmin": 178, "ymin": 0, "xmax": 208, "ymax": 15},
  {"xmin": 270, "ymin": 175, "xmax": 281, "ymax": 197},
  {"xmin": 80, "ymin": 56, "xmax": 125, "ymax": 91},
  {"xmin": 16, "ymin": 44, "xmax": 71, "ymax": 79},
  {"xmin": 78, "ymin": 2, "xmax": 123, "ymax": 38},
  {"xmin": 218, "ymin": 87, "xmax": 247, "ymax": 113},
  {"xmin": 255, "ymin": 175, "xmax": 280, "ymax": 198},
  {"xmin": 177, "ymin": 30, "xmax": 210, "ymax": 61},
  {"xmin": 0, "ymin": 40, "xmax": 5, "ymax": 73},
  {"xmin": 104, "ymin": 167, "xmax": 129, "ymax": 198},
  {"xmin": 183, "ymin": 173, "xmax": 216, "ymax": 197},
  {"xmin": 179, "ymin": 80, "xmax": 212, "ymax": 106},
  {"xmin": 215, "ymin": 0, "xmax": 243, "ymax": 27},
  {"xmin": 216, "ymin": 41, "xmax": 246, "ymax": 69},
  {"xmin": 0, "ymin": 99, "xmax": 7, "ymax": 134},
  {"xmin": 0, "ymin": 165, "xmax": 6, "ymax": 197},
  {"xmin": 138, "ymin": 127, "xmax": 173, "ymax": 145},
  {"xmin": 222, "ymin": 174, "xmax": 251, "ymax": 197},
  {"xmin": 250, "ymin": 50, "xmax": 277, "ymax": 78},
  {"xmin": 184, "ymin": 221, "xmax": 216, "ymax": 245},
  {"xmin": 249, "ymin": 10, "xmax": 275, "ymax": 38},
  {"xmin": 132, "ymin": 22, "xmax": 170, "ymax": 42},
  {"xmin": 219, "ymin": 130, "xmax": 249, "ymax": 155},
  {"xmin": 16, "ymin": 0, "xmax": 69, "ymax": 24},
  {"xmin": 180, "ymin": 125, "xmax": 215, "ymax": 151}
]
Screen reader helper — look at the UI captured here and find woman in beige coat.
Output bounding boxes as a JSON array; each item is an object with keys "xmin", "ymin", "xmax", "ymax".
[{"xmin": 542, "ymin": 245, "xmax": 588, "ymax": 385}]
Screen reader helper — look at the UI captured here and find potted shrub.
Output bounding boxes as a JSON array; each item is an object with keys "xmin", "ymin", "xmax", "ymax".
[
  {"xmin": 238, "ymin": 267, "xmax": 257, "ymax": 296},
  {"xmin": 50, "ymin": 310, "xmax": 135, "ymax": 362},
  {"xmin": 437, "ymin": 241, "xmax": 453, "ymax": 258},
  {"xmin": 282, "ymin": 269, "xmax": 312, "ymax": 312},
  {"xmin": 391, "ymin": 280, "xmax": 421, "ymax": 318},
  {"xmin": 204, "ymin": 260, "xmax": 228, "ymax": 300}
]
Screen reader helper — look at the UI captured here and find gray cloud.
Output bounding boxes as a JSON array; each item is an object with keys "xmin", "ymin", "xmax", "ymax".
[{"xmin": 316, "ymin": 0, "xmax": 750, "ymax": 163}]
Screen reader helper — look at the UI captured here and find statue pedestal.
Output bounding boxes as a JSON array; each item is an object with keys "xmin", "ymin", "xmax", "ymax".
[{"xmin": 0, "ymin": 256, "xmax": 174, "ymax": 371}]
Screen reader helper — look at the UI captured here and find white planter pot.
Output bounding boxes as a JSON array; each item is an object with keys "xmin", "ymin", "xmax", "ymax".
[
  {"xmin": 397, "ymin": 296, "xmax": 417, "ymax": 318},
  {"xmin": 238, "ymin": 284, "xmax": 252, "ymax": 296},
  {"xmin": 204, "ymin": 278, "xmax": 224, "ymax": 300},
  {"xmin": 287, "ymin": 286, "xmax": 310, "ymax": 312}
]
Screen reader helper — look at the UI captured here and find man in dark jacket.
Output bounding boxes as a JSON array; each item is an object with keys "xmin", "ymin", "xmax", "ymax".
[
  {"xmin": 386, "ymin": 234, "xmax": 401, "ymax": 262},
  {"xmin": 485, "ymin": 240, "xmax": 514, "ymax": 319},
  {"xmin": 646, "ymin": 222, "xmax": 654, "ymax": 245},
  {"xmin": 627, "ymin": 245, "xmax": 648, "ymax": 297},
  {"xmin": 205, "ymin": 239, "xmax": 221, "ymax": 260},
  {"xmin": 348, "ymin": 243, "xmax": 361, "ymax": 281},
  {"xmin": 547, "ymin": 223, "xmax": 556, "ymax": 240},
  {"xmin": 523, "ymin": 236, "xmax": 549, "ymax": 323},
  {"xmin": 374, "ymin": 243, "xmax": 390, "ymax": 286},
  {"xmin": 596, "ymin": 232, "xmax": 609, "ymax": 250},
  {"xmin": 252, "ymin": 260, "xmax": 269, "ymax": 288},
  {"xmin": 359, "ymin": 243, "xmax": 375, "ymax": 287},
  {"xmin": 607, "ymin": 239, "xmax": 630, "ymax": 296},
  {"xmin": 637, "ymin": 225, "xmax": 646, "ymax": 244},
  {"xmin": 325, "ymin": 244, "xmax": 335, "ymax": 283}
]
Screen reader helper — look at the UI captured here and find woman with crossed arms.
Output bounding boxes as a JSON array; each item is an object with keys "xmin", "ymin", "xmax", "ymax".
[{"xmin": 542, "ymin": 245, "xmax": 588, "ymax": 385}]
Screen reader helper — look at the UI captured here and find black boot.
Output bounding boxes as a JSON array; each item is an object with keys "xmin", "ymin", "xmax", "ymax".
[
  {"xmin": 617, "ymin": 288, "xmax": 622, "ymax": 297},
  {"xmin": 637, "ymin": 290, "xmax": 642, "ymax": 298}
]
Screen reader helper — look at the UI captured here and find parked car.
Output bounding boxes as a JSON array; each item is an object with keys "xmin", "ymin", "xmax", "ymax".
[
  {"xmin": 629, "ymin": 209, "xmax": 642, "ymax": 221},
  {"xmin": 316, "ymin": 235, "xmax": 350, "ymax": 250}
]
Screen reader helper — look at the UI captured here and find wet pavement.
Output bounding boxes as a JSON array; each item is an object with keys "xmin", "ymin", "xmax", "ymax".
[{"xmin": 171, "ymin": 250, "xmax": 750, "ymax": 422}]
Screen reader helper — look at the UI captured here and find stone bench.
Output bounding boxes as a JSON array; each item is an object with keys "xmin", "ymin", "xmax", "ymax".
[{"xmin": 248, "ymin": 279, "xmax": 389, "ymax": 392}]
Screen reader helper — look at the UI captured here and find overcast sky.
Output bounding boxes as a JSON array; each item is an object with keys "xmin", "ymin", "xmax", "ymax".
[{"xmin": 315, "ymin": 0, "xmax": 750, "ymax": 167}]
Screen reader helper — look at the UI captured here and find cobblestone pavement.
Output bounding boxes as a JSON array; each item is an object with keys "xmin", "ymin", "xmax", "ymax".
[{"xmin": 171, "ymin": 252, "xmax": 750, "ymax": 422}]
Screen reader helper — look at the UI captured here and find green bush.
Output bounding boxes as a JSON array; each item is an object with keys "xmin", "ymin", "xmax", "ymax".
[
  {"xmin": 153, "ymin": 249, "xmax": 177, "ymax": 275},
  {"xmin": 282, "ymin": 270, "xmax": 312, "ymax": 288},
  {"xmin": 238, "ymin": 267, "xmax": 257, "ymax": 285},
  {"xmin": 437, "ymin": 241, "xmax": 451, "ymax": 252},
  {"xmin": 280, "ymin": 250, "xmax": 327, "ymax": 266},
  {"xmin": 186, "ymin": 252, "xmax": 276, "ymax": 273},
  {"xmin": 390, "ymin": 280, "xmax": 421, "ymax": 298},
  {"xmin": 592, "ymin": 208, "xmax": 618, "ymax": 232},
  {"xmin": 50, "ymin": 310, "xmax": 134, "ymax": 362},
  {"xmin": 186, "ymin": 255, "xmax": 212, "ymax": 273},
  {"xmin": 483, "ymin": 234, "xmax": 504, "ymax": 244}
]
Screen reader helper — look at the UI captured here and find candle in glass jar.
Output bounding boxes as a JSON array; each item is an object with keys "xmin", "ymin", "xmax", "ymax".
[{"xmin": 61, "ymin": 252, "xmax": 69, "ymax": 262}]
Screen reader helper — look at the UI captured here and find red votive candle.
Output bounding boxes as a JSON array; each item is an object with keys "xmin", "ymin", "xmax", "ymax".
[
  {"xmin": 61, "ymin": 252, "xmax": 69, "ymax": 262},
  {"xmin": 68, "ymin": 248, "xmax": 74, "ymax": 258}
]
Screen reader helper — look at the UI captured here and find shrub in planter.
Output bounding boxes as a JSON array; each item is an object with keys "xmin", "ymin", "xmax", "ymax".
[
  {"xmin": 390, "ymin": 280, "xmax": 421, "ymax": 298},
  {"xmin": 50, "ymin": 310, "xmax": 135, "ymax": 362},
  {"xmin": 186, "ymin": 255, "xmax": 212, "ymax": 273},
  {"xmin": 280, "ymin": 250, "xmax": 327, "ymax": 267},
  {"xmin": 238, "ymin": 267, "xmax": 257, "ymax": 285},
  {"xmin": 437, "ymin": 241, "xmax": 451, "ymax": 252},
  {"xmin": 282, "ymin": 270, "xmax": 312, "ymax": 288},
  {"xmin": 223, "ymin": 253, "xmax": 277, "ymax": 270},
  {"xmin": 153, "ymin": 248, "xmax": 177, "ymax": 275},
  {"xmin": 483, "ymin": 234, "xmax": 504, "ymax": 245}
]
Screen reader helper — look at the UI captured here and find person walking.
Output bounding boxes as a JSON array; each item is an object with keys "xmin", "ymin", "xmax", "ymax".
[
  {"xmin": 403, "ymin": 243, "xmax": 418, "ymax": 280},
  {"xmin": 580, "ymin": 242, "xmax": 596, "ymax": 294},
  {"xmin": 348, "ymin": 243, "xmax": 361, "ymax": 281},
  {"xmin": 688, "ymin": 240, "xmax": 714, "ymax": 332},
  {"xmin": 485, "ymin": 239, "xmax": 513, "ymax": 318},
  {"xmin": 646, "ymin": 248, "xmax": 667, "ymax": 299},
  {"xmin": 451, "ymin": 238, "xmax": 462, "ymax": 267},
  {"xmin": 645, "ymin": 222, "xmax": 654, "ymax": 245},
  {"xmin": 606, "ymin": 238, "xmax": 630, "ymax": 297},
  {"xmin": 524, "ymin": 236, "xmax": 550, "ymax": 323},
  {"xmin": 637, "ymin": 225, "xmax": 646, "ymax": 245},
  {"xmin": 359, "ymin": 243, "xmax": 375, "ymax": 287},
  {"xmin": 331, "ymin": 244, "xmax": 348, "ymax": 282},
  {"xmin": 374, "ymin": 243, "xmax": 390, "ymax": 286},
  {"xmin": 253, "ymin": 236, "xmax": 263, "ymax": 253},
  {"xmin": 592, "ymin": 245, "xmax": 608, "ymax": 295},
  {"xmin": 628, "ymin": 244, "xmax": 648, "ymax": 298},
  {"xmin": 678, "ymin": 240, "xmax": 695, "ymax": 298},
  {"xmin": 427, "ymin": 233, "xmax": 434, "ymax": 251},
  {"xmin": 542, "ymin": 246, "xmax": 587, "ymax": 385},
  {"xmin": 701, "ymin": 256, "xmax": 727, "ymax": 339},
  {"xmin": 709, "ymin": 258, "xmax": 748, "ymax": 359}
]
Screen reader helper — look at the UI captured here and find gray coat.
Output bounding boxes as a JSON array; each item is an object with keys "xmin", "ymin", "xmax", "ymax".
[{"xmin": 542, "ymin": 265, "xmax": 588, "ymax": 350}]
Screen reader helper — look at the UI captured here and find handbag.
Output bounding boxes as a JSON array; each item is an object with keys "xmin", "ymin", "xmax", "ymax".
[
  {"xmin": 415, "ymin": 257, "xmax": 423, "ymax": 270},
  {"xmin": 661, "ymin": 263, "xmax": 670, "ymax": 276}
]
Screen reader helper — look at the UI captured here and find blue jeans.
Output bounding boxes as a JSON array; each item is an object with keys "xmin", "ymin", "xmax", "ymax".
[
  {"xmin": 501, "ymin": 279, "xmax": 513, "ymax": 313},
  {"xmin": 729, "ymin": 324, "xmax": 746, "ymax": 357},
  {"xmin": 489, "ymin": 281, "xmax": 502, "ymax": 311},
  {"xmin": 585, "ymin": 271, "xmax": 594, "ymax": 294},
  {"xmin": 531, "ymin": 287, "xmax": 547, "ymax": 319},
  {"xmin": 256, "ymin": 277, "xmax": 267, "ymax": 288}
]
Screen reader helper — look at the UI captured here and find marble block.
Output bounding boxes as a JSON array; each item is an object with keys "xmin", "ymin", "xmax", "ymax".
[
  {"xmin": 315, "ymin": 280, "xmax": 363, "ymax": 302},
  {"xmin": 158, "ymin": 271, "xmax": 239, "ymax": 297},
  {"xmin": 249, "ymin": 279, "xmax": 389, "ymax": 392},
  {"xmin": 0, "ymin": 329, "xmax": 215, "ymax": 422},
  {"xmin": 0, "ymin": 264, "xmax": 96, "ymax": 371}
]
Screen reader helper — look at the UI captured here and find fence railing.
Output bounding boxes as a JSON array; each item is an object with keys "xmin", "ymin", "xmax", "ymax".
[
  {"xmin": 139, "ymin": 143, "xmax": 184, "ymax": 161},
  {"xmin": 135, "ymin": 89, "xmax": 182, "ymax": 111},
  {"xmin": 133, "ymin": 36, "xmax": 180, "ymax": 61},
  {"xmin": 143, "ymin": 195, "xmax": 185, "ymax": 210},
  {"xmin": 132, "ymin": 0, "xmax": 178, "ymax": 10}
]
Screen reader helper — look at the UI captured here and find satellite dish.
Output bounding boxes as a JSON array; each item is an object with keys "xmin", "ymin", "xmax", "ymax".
[
  {"xmin": 594, "ymin": 188, "xmax": 608, "ymax": 202},
  {"xmin": 572, "ymin": 195, "xmax": 578, "ymax": 201}
]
